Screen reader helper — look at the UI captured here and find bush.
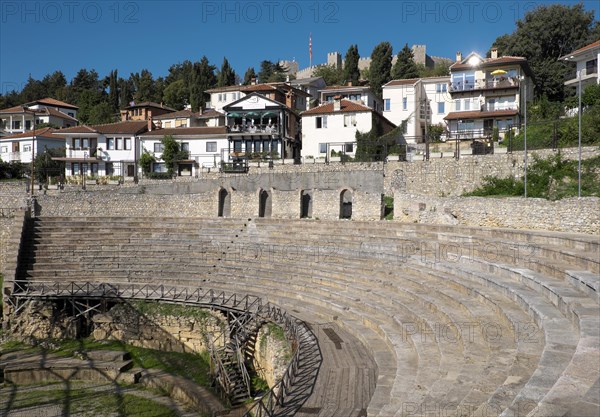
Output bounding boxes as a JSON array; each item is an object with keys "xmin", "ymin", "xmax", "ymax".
[{"xmin": 145, "ymin": 172, "xmax": 172, "ymax": 180}]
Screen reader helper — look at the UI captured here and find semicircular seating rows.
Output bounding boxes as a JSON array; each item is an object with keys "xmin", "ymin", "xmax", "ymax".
[{"xmin": 14, "ymin": 217, "xmax": 600, "ymax": 417}]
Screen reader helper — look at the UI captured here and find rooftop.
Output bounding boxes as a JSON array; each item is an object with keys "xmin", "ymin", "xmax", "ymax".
[{"xmin": 56, "ymin": 120, "xmax": 148, "ymax": 135}]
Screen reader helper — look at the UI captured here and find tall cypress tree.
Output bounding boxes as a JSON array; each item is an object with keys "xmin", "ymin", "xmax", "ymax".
[
  {"xmin": 108, "ymin": 69, "xmax": 119, "ymax": 111},
  {"xmin": 343, "ymin": 45, "xmax": 360, "ymax": 86},
  {"xmin": 391, "ymin": 44, "xmax": 420, "ymax": 80},
  {"xmin": 369, "ymin": 42, "xmax": 393, "ymax": 99},
  {"xmin": 218, "ymin": 57, "xmax": 237, "ymax": 87}
]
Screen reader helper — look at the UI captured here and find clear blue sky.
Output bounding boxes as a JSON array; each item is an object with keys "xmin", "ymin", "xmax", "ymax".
[{"xmin": 1, "ymin": 0, "xmax": 598, "ymax": 93}]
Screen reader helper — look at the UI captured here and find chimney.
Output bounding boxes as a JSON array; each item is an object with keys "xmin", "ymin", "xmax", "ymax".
[
  {"xmin": 148, "ymin": 111, "xmax": 153, "ymax": 132},
  {"xmin": 490, "ymin": 48, "xmax": 498, "ymax": 59},
  {"xmin": 251, "ymin": 77, "xmax": 257, "ymax": 85},
  {"xmin": 156, "ymin": 120, "xmax": 162, "ymax": 129},
  {"xmin": 286, "ymin": 91, "xmax": 294, "ymax": 109},
  {"xmin": 347, "ymin": 81, "xmax": 352, "ymax": 86},
  {"xmin": 333, "ymin": 95, "xmax": 342, "ymax": 111},
  {"xmin": 456, "ymin": 52, "xmax": 462, "ymax": 62}
]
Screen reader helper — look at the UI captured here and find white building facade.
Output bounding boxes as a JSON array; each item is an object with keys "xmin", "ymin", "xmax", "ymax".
[
  {"xmin": 301, "ymin": 98, "xmax": 396, "ymax": 159},
  {"xmin": 382, "ymin": 76, "xmax": 451, "ymax": 143},
  {"xmin": 0, "ymin": 128, "xmax": 65, "ymax": 163},
  {"xmin": 561, "ymin": 40, "xmax": 600, "ymax": 93},
  {"xmin": 0, "ymin": 98, "xmax": 79, "ymax": 137}
]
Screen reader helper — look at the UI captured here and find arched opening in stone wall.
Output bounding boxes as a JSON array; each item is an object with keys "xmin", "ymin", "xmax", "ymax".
[
  {"xmin": 218, "ymin": 188, "xmax": 231, "ymax": 217},
  {"xmin": 258, "ymin": 189, "xmax": 272, "ymax": 218},
  {"xmin": 340, "ymin": 189, "xmax": 352, "ymax": 219},
  {"xmin": 300, "ymin": 190, "xmax": 313, "ymax": 218}
]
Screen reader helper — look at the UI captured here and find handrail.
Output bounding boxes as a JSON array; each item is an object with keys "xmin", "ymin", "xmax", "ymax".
[{"xmin": 10, "ymin": 280, "xmax": 317, "ymax": 415}]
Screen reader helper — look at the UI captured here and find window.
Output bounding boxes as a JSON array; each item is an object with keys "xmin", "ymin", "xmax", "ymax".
[
  {"xmin": 25, "ymin": 120, "xmax": 31, "ymax": 130},
  {"xmin": 319, "ymin": 143, "xmax": 327, "ymax": 154},
  {"xmin": 23, "ymin": 144, "xmax": 32, "ymax": 152},
  {"xmin": 586, "ymin": 58, "xmax": 597, "ymax": 75},
  {"xmin": 105, "ymin": 162, "xmax": 114, "ymax": 176},
  {"xmin": 455, "ymin": 99, "xmax": 461, "ymax": 111},
  {"xmin": 181, "ymin": 142, "xmax": 190, "ymax": 152},
  {"xmin": 316, "ymin": 116, "xmax": 327, "ymax": 129},
  {"xmin": 344, "ymin": 114, "xmax": 356, "ymax": 127},
  {"xmin": 402, "ymin": 97, "xmax": 407, "ymax": 110},
  {"xmin": 464, "ymin": 99, "xmax": 471, "ymax": 111},
  {"xmin": 175, "ymin": 119, "xmax": 187, "ymax": 127},
  {"xmin": 436, "ymin": 83, "xmax": 447, "ymax": 93},
  {"xmin": 206, "ymin": 142, "xmax": 217, "ymax": 152},
  {"xmin": 124, "ymin": 138, "xmax": 131, "ymax": 150},
  {"xmin": 72, "ymin": 163, "xmax": 80, "ymax": 175},
  {"xmin": 107, "ymin": 138, "xmax": 115, "ymax": 150},
  {"xmin": 0, "ymin": 146, "xmax": 7, "ymax": 153},
  {"xmin": 154, "ymin": 143, "xmax": 164, "ymax": 153},
  {"xmin": 345, "ymin": 143, "xmax": 354, "ymax": 153},
  {"xmin": 73, "ymin": 138, "xmax": 81, "ymax": 149},
  {"xmin": 152, "ymin": 162, "xmax": 167, "ymax": 173},
  {"xmin": 13, "ymin": 120, "xmax": 21, "ymax": 129},
  {"xmin": 437, "ymin": 102, "xmax": 445, "ymax": 114},
  {"xmin": 82, "ymin": 138, "xmax": 89, "ymax": 149},
  {"xmin": 233, "ymin": 141, "xmax": 242, "ymax": 152},
  {"xmin": 384, "ymin": 99, "xmax": 391, "ymax": 111},
  {"xmin": 68, "ymin": 112, "xmax": 74, "ymax": 117},
  {"xmin": 116, "ymin": 138, "xmax": 122, "ymax": 150}
]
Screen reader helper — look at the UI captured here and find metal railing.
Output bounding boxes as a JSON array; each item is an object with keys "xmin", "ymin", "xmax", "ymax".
[{"xmin": 9, "ymin": 280, "xmax": 319, "ymax": 415}]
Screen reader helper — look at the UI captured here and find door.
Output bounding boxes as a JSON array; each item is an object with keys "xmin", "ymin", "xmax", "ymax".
[{"xmin": 127, "ymin": 164, "xmax": 135, "ymax": 177}]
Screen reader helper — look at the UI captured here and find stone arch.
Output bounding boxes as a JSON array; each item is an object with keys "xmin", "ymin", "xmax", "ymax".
[
  {"xmin": 300, "ymin": 190, "xmax": 313, "ymax": 219},
  {"xmin": 218, "ymin": 188, "xmax": 231, "ymax": 217},
  {"xmin": 258, "ymin": 189, "xmax": 272, "ymax": 218},
  {"xmin": 340, "ymin": 189, "xmax": 352, "ymax": 219}
]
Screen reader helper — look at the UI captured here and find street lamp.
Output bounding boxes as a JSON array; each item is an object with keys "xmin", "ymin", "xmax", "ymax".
[
  {"xmin": 23, "ymin": 106, "xmax": 36, "ymax": 196},
  {"xmin": 577, "ymin": 69, "xmax": 583, "ymax": 198},
  {"xmin": 520, "ymin": 76, "xmax": 528, "ymax": 198}
]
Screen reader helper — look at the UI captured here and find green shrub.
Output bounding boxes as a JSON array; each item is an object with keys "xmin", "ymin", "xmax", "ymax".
[{"xmin": 145, "ymin": 172, "xmax": 172, "ymax": 180}]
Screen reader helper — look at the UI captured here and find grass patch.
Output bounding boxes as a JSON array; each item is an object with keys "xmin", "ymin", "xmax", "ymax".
[
  {"xmin": 1, "ymin": 385, "xmax": 179, "ymax": 416},
  {"xmin": 464, "ymin": 154, "xmax": 600, "ymax": 200},
  {"xmin": 383, "ymin": 196, "xmax": 394, "ymax": 220},
  {"xmin": 1, "ymin": 338, "xmax": 212, "ymax": 387}
]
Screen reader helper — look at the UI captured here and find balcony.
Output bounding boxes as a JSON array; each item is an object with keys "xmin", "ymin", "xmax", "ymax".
[
  {"xmin": 484, "ymin": 103, "xmax": 518, "ymax": 112},
  {"xmin": 68, "ymin": 148, "xmax": 99, "ymax": 159},
  {"xmin": 8, "ymin": 152, "xmax": 21, "ymax": 161},
  {"xmin": 450, "ymin": 77, "xmax": 519, "ymax": 93}
]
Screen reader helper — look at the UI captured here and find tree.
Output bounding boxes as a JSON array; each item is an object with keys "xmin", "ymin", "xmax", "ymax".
[
  {"xmin": 88, "ymin": 101, "xmax": 117, "ymax": 124},
  {"xmin": 391, "ymin": 43, "xmax": 420, "ymax": 80},
  {"xmin": 369, "ymin": 42, "xmax": 393, "ymax": 99},
  {"xmin": 118, "ymin": 77, "xmax": 133, "ymax": 108},
  {"xmin": 217, "ymin": 57, "xmax": 237, "ymax": 87},
  {"xmin": 139, "ymin": 151, "xmax": 156, "ymax": 174},
  {"xmin": 491, "ymin": 3, "xmax": 597, "ymax": 101},
  {"xmin": 35, "ymin": 147, "xmax": 65, "ymax": 183},
  {"xmin": 243, "ymin": 67, "xmax": 257, "ymax": 85},
  {"xmin": 130, "ymin": 69, "xmax": 156, "ymax": 103},
  {"xmin": 189, "ymin": 57, "xmax": 217, "ymax": 112},
  {"xmin": 313, "ymin": 65, "xmax": 344, "ymax": 86},
  {"xmin": 108, "ymin": 69, "xmax": 119, "ymax": 111},
  {"xmin": 163, "ymin": 79, "xmax": 188, "ymax": 110},
  {"xmin": 258, "ymin": 60, "xmax": 286, "ymax": 83},
  {"xmin": 160, "ymin": 135, "xmax": 189, "ymax": 175},
  {"xmin": 343, "ymin": 45, "xmax": 360, "ymax": 86}
]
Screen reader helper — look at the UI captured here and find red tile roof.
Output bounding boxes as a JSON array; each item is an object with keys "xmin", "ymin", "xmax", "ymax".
[
  {"xmin": 140, "ymin": 127, "xmax": 228, "ymax": 137},
  {"xmin": 198, "ymin": 109, "xmax": 225, "ymax": 119},
  {"xmin": 560, "ymin": 39, "xmax": 600, "ymax": 60},
  {"xmin": 450, "ymin": 56, "xmax": 528, "ymax": 71},
  {"xmin": 0, "ymin": 127, "xmax": 66, "ymax": 140},
  {"xmin": 44, "ymin": 107, "xmax": 78, "ymax": 121},
  {"xmin": 0, "ymin": 105, "xmax": 27, "ymax": 114},
  {"xmin": 0, "ymin": 105, "xmax": 78, "ymax": 121},
  {"xmin": 206, "ymin": 83, "xmax": 311, "ymax": 97},
  {"xmin": 152, "ymin": 109, "xmax": 198, "ymax": 120},
  {"xmin": 444, "ymin": 109, "xmax": 518, "ymax": 120},
  {"xmin": 301, "ymin": 99, "xmax": 374, "ymax": 116},
  {"xmin": 384, "ymin": 79, "xmax": 420, "ymax": 87},
  {"xmin": 57, "ymin": 121, "xmax": 148, "ymax": 135},
  {"xmin": 124, "ymin": 101, "xmax": 176, "ymax": 111},
  {"xmin": 31, "ymin": 97, "xmax": 78, "ymax": 109},
  {"xmin": 320, "ymin": 85, "xmax": 371, "ymax": 91}
]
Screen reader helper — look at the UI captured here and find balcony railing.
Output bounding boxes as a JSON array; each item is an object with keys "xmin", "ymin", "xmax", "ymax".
[
  {"xmin": 450, "ymin": 77, "xmax": 519, "ymax": 92},
  {"xmin": 484, "ymin": 104, "xmax": 518, "ymax": 112},
  {"xmin": 68, "ymin": 148, "xmax": 99, "ymax": 158},
  {"xmin": 8, "ymin": 152, "xmax": 21, "ymax": 161},
  {"xmin": 228, "ymin": 124, "xmax": 280, "ymax": 134}
]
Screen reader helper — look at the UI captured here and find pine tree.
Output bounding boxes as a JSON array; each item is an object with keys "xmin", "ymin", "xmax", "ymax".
[
  {"xmin": 391, "ymin": 44, "xmax": 420, "ymax": 80},
  {"xmin": 243, "ymin": 67, "xmax": 256, "ymax": 85},
  {"xmin": 343, "ymin": 45, "xmax": 360, "ymax": 86},
  {"xmin": 108, "ymin": 69, "xmax": 119, "ymax": 111},
  {"xmin": 218, "ymin": 57, "xmax": 237, "ymax": 87},
  {"xmin": 369, "ymin": 42, "xmax": 393, "ymax": 99}
]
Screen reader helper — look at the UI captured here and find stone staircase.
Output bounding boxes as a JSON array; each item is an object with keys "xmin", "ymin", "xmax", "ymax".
[{"xmin": 11, "ymin": 217, "xmax": 600, "ymax": 417}]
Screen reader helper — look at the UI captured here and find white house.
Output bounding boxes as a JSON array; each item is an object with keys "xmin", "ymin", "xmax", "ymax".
[
  {"xmin": 382, "ymin": 76, "xmax": 451, "ymax": 143},
  {"xmin": 0, "ymin": 127, "xmax": 66, "ymax": 163},
  {"xmin": 206, "ymin": 82, "xmax": 310, "ymax": 113},
  {"xmin": 319, "ymin": 85, "xmax": 383, "ymax": 113},
  {"xmin": 53, "ymin": 120, "xmax": 148, "ymax": 179},
  {"xmin": 152, "ymin": 108, "xmax": 225, "ymax": 129},
  {"xmin": 223, "ymin": 93, "xmax": 301, "ymax": 162},
  {"xmin": 289, "ymin": 76, "xmax": 327, "ymax": 109},
  {"xmin": 139, "ymin": 126, "xmax": 229, "ymax": 176},
  {"xmin": 444, "ymin": 49, "xmax": 533, "ymax": 141},
  {"xmin": 561, "ymin": 39, "xmax": 600, "ymax": 93},
  {"xmin": 301, "ymin": 97, "xmax": 396, "ymax": 159},
  {"xmin": 0, "ymin": 97, "xmax": 79, "ymax": 137}
]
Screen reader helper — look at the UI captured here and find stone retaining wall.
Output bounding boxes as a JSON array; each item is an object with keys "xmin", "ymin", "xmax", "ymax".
[{"xmin": 394, "ymin": 194, "xmax": 600, "ymax": 235}]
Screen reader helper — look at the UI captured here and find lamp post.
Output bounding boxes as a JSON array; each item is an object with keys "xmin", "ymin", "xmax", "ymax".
[
  {"xmin": 577, "ymin": 70, "xmax": 583, "ymax": 198},
  {"xmin": 23, "ymin": 106, "xmax": 36, "ymax": 196},
  {"xmin": 520, "ymin": 76, "xmax": 528, "ymax": 198}
]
